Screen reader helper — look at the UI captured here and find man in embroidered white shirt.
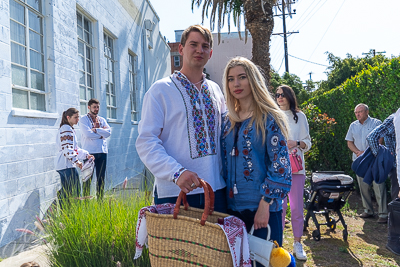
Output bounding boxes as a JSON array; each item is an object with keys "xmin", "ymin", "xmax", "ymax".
[
  {"xmin": 136, "ymin": 25, "xmax": 227, "ymax": 212},
  {"xmin": 80, "ymin": 98, "xmax": 111, "ymax": 199}
]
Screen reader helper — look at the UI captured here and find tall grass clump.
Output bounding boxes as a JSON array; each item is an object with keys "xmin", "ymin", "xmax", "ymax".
[{"xmin": 45, "ymin": 191, "xmax": 151, "ymax": 267}]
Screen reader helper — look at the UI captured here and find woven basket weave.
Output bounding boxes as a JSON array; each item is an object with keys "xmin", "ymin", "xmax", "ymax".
[{"xmin": 146, "ymin": 179, "xmax": 233, "ymax": 267}]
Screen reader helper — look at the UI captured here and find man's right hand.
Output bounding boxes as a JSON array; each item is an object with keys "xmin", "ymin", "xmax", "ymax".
[
  {"xmin": 356, "ymin": 150, "xmax": 364, "ymax": 157},
  {"xmin": 176, "ymin": 170, "xmax": 201, "ymax": 194}
]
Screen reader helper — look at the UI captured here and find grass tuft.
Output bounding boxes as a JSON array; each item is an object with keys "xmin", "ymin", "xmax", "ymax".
[{"xmin": 44, "ymin": 190, "xmax": 151, "ymax": 267}]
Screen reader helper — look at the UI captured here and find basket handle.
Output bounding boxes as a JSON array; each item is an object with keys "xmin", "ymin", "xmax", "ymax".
[{"xmin": 173, "ymin": 178, "xmax": 215, "ymax": 226}]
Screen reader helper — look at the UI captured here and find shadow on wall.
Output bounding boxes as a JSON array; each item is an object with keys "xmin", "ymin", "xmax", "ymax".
[{"xmin": 0, "ymin": 189, "xmax": 42, "ymax": 258}]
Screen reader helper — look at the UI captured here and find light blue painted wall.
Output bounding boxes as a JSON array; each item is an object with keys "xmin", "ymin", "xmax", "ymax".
[{"xmin": 0, "ymin": 0, "xmax": 170, "ymax": 255}]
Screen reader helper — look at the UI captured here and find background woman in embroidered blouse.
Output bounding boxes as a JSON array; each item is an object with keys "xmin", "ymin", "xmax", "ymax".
[
  {"xmin": 276, "ymin": 85, "xmax": 311, "ymax": 261},
  {"xmin": 221, "ymin": 57, "xmax": 291, "ymax": 254},
  {"xmin": 55, "ymin": 108, "xmax": 93, "ymax": 207}
]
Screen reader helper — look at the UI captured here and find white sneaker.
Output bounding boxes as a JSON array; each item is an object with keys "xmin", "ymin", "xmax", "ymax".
[{"xmin": 293, "ymin": 241, "xmax": 307, "ymax": 261}]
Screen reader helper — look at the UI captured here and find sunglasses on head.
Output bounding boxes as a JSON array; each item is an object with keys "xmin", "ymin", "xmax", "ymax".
[{"xmin": 275, "ymin": 93, "xmax": 285, "ymax": 98}]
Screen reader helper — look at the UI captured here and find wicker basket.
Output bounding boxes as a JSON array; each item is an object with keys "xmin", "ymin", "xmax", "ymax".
[{"xmin": 146, "ymin": 179, "xmax": 233, "ymax": 267}]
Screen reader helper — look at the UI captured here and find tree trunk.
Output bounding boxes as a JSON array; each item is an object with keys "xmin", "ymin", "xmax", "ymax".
[{"xmin": 243, "ymin": 0, "xmax": 274, "ymax": 88}]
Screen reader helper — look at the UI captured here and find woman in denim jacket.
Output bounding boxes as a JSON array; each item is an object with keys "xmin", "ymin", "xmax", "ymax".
[{"xmin": 221, "ymin": 57, "xmax": 291, "ymax": 254}]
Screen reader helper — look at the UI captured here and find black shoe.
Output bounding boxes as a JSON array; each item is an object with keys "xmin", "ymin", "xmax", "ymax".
[{"xmin": 386, "ymin": 243, "xmax": 400, "ymax": 256}]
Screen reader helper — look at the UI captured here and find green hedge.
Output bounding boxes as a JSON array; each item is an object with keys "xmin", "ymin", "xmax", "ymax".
[{"xmin": 302, "ymin": 57, "xmax": 400, "ymax": 175}]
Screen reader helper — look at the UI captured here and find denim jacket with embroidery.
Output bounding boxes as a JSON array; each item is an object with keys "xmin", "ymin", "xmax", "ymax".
[{"xmin": 221, "ymin": 113, "xmax": 292, "ymax": 212}]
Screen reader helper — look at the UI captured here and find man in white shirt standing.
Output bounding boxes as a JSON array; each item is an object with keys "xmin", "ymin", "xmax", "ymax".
[
  {"xmin": 80, "ymin": 98, "xmax": 111, "ymax": 199},
  {"xmin": 345, "ymin": 103, "xmax": 386, "ymax": 223},
  {"xmin": 136, "ymin": 25, "xmax": 227, "ymax": 212}
]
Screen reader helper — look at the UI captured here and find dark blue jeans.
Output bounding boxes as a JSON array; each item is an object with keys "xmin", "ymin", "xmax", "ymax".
[
  {"xmin": 154, "ymin": 187, "xmax": 227, "ymax": 213},
  {"xmin": 390, "ymin": 168, "xmax": 399, "ymax": 201},
  {"xmin": 228, "ymin": 209, "xmax": 283, "ymax": 267},
  {"xmin": 83, "ymin": 153, "xmax": 107, "ymax": 199},
  {"xmin": 57, "ymin": 168, "xmax": 80, "ymax": 209}
]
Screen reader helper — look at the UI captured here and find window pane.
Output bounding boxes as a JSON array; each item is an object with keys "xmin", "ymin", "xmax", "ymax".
[
  {"xmin": 29, "ymin": 30, "xmax": 42, "ymax": 52},
  {"xmin": 12, "ymin": 89, "xmax": 28, "ymax": 109},
  {"xmin": 84, "ymin": 18, "xmax": 90, "ymax": 32},
  {"xmin": 30, "ymin": 92, "xmax": 45, "ymax": 111},
  {"xmin": 79, "ymin": 71, "xmax": 85, "ymax": 85},
  {"xmin": 106, "ymin": 93, "xmax": 110, "ymax": 105},
  {"xmin": 109, "ymin": 71, "xmax": 113, "ymax": 84},
  {"xmin": 30, "ymin": 50, "xmax": 43, "ymax": 71},
  {"xmin": 130, "ymin": 92, "xmax": 136, "ymax": 111},
  {"xmin": 86, "ymin": 60, "xmax": 92, "ymax": 74},
  {"xmin": 88, "ymin": 88, "xmax": 94, "ymax": 99},
  {"xmin": 108, "ymin": 107, "xmax": 116, "ymax": 119},
  {"xmin": 86, "ymin": 46, "xmax": 91, "ymax": 60},
  {"xmin": 105, "ymin": 83, "xmax": 109, "ymax": 93},
  {"xmin": 11, "ymin": 43, "xmax": 26, "ymax": 66},
  {"xmin": 80, "ymin": 102, "xmax": 86, "ymax": 114},
  {"xmin": 110, "ymin": 83, "xmax": 114, "ymax": 94},
  {"xmin": 28, "ymin": 11, "xmax": 42, "ymax": 33},
  {"xmin": 10, "ymin": 0, "xmax": 25, "ymax": 24},
  {"xmin": 78, "ymin": 56, "xmax": 84, "ymax": 71},
  {"xmin": 11, "ymin": 65, "xmax": 27, "ymax": 87},
  {"xmin": 77, "ymin": 13, "xmax": 82, "ymax": 27},
  {"xmin": 111, "ymin": 95, "xmax": 116, "ymax": 106},
  {"xmin": 78, "ymin": 41, "xmax": 84, "ymax": 56},
  {"xmin": 80, "ymin": 86, "xmax": 86, "ymax": 100},
  {"xmin": 30, "ymin": 70, "xmax": 44, "ymax": 90},
  {"xmin": 27, "ymin": 0, "xmax": 41, "ymax": 12},
  {"xmin": 87, "ymin": 74, "xmax": 92, "ymax": 87},
  {"xmin": 10, "ymin": 21, "xmax": 26, "ymax": 44},
  {"xmin": 77, "ymin": 26, "xmax": 83, "ymax": 39},
  {"xmin": 84, "ymin": 31, "xmax": 91, "ymax": 44},
  {"xmin": 108, "ymin": 37, "xmax": 113, "ymax": 50}
]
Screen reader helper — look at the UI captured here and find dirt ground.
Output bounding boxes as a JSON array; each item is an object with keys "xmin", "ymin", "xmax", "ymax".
[{"xmin": 283, "ymin": 192, "xmax": 400, "ymax": 266}]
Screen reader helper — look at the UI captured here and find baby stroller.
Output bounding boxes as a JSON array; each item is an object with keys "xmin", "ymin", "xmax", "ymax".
[{"xmin": 303, "ymin": 171, "xmax": 354, "ymax": 241}]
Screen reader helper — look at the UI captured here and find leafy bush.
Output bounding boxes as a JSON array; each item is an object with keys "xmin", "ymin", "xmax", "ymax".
[
  {"xmin": 45, "ymin": 192, "xmax": 151, "ymax": 267},
  {"xmin": 302, "ymin": 103, "xmax": 337, "ymax": 171},
  {"xmin": 302, "ymin": 57, "xmax": 400, "ymax": 175}
]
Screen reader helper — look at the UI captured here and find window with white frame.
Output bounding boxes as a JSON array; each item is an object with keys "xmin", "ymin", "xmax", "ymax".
[
  {"xmin": 174, "ymin": 55, "xmax": 180, "ymax": 67},
  {"xmin": 10, "ymin": 0, "xmax": 45, "ymax": 111},
  {"xmin": 128, "ymin": 52, "xmax": 138, "ymax": 122},
  {"xmin": 104, "ymin": 33, "xmax": 116, "ymax": 119},
  {"xmin": 77, "ymin": 11, "xmax": 94, "ymax": 114}
]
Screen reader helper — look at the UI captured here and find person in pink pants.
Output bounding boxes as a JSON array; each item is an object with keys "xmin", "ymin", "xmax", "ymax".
[{"xmin": 276, "ymin": 85, "xmax": 311, "ymax": 261}]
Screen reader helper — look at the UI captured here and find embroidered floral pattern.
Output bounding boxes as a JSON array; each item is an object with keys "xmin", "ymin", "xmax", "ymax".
[
  {"xmin": 221, "ymin": 113, "xmax": 292, "ymax": 210},
  {"xmin": 242, "ymin": 126, "xmax": 254, "ymax": 182},
  {"xmin": 174, "ymin": 72, "xmax": 218, "ymax": 159}
]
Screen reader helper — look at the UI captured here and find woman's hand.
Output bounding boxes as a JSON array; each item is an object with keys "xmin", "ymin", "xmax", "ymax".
[
  {"xmin": 87, "ymin": 154, "xmax": 94, "ymax": 160},
  {"xmin": 287, "ymin": 140, "xmax": 297, "ymax": 149},
  {"xmin": 254, "ymin": 199, "xmax": 270, "ymax": 230},
  {"xmin": 76, "ymin": 161, "xmax": 83, "ymax": 169}
]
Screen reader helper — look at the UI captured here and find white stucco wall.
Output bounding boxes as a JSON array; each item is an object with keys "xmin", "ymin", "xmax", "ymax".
[
  {"xmin": 0, "ymin": 0, "xmax": 170, "ymax": 256},
  {"xmin": 205, "ymin": 32, "xmax": 252, "ymax": 89}
]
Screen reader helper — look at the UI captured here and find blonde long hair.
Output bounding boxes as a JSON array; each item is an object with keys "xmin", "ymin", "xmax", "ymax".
[{"xmin": 223, "ymin": 57, "xmax": 289, "ymax": 143}]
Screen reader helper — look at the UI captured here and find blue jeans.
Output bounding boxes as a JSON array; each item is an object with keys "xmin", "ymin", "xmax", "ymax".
[
  {"xmin": 228, "ymin": 209, "xmax": 283, "ymax": 267},
  {"xmin": 83, "ymin": 153, "xmax": 107, "ymax": 199},
  {"xmin": 57, "ymin": 168, "xmax": 80, "ymax": 208},
  {"xmin": 154, "ymin": 187, "xmax": 227, "ymax": 213}
]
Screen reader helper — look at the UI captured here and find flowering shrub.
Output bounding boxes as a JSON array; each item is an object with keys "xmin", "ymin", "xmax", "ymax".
[
  {"xmin": 302, "ymin": 57, "xmax": 400, "ymax": 175},
  {"xmin": 303, "ymin": 104, "xmax": 337, "ymax": 171}
]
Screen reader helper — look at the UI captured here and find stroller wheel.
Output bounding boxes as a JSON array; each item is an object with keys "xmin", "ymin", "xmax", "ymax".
[
  {"xmin": 343, "ymin": 229, "xmax": 348, "ymax": 241},
  {"xmin": 312, "ymin": 230, "xmax": 321, "ymax": 241},
  {"xmin": 327, "ymin": 218, "xmax": 336, "ymax": 231}
]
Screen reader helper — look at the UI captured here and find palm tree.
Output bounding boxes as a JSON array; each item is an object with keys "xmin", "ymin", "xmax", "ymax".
[{"xmin": 192, "ymin": 0, "xmax": 280, "ymax": 86}]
